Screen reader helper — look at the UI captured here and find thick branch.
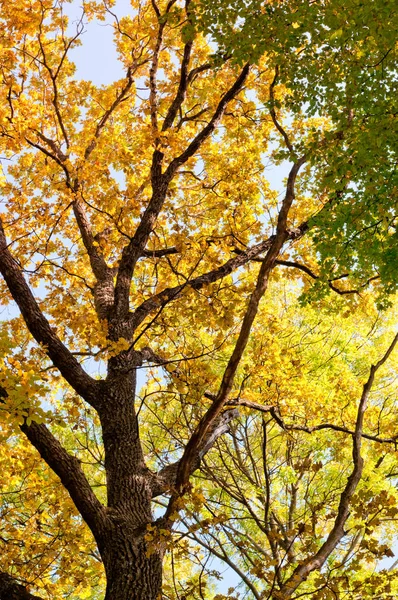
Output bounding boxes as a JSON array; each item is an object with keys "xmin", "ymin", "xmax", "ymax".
[
  {"xmin": 72, "ymin": 200, "xmax": 110, "ymax": 281},
  {"xmin": 277, "ymin": 332, "xmax": 398, "ymax": 599},
  {"xmin": 174, "ymin": 262, "xmax": 272, "ymax": 491},
  {"xmin": 205, "ymin": 390, "xmax": 275, "ymax": 414},
  {"xmin": 227, "ymin": 399, "xmax": 275, "ymax": 413},
  {"xmin": 20, "ymin": 419, "xmax": 107, "ymax": 538},
  {"xmin": 0, "ymin": 221, "xmax": 99, "ymax": 405},
  {"xmin": 187, "ymin": 62, "xmax": 213, "ymax": 85},
  {"xmin": 0, "ymin": 572, "xmax": 43, "ymax": 600},
  {"xmin": 35, "ymin": 130, "xmax": 68, "ymax": 162},
  {"xmin": 173, "ymin": 157, "xmax": 306, "ymax": 495},
  {"xmin": 141, "ymin": 246, "xmax": 179, "ymax": 258},
  {"xmin": 25, "ymin": 135, "xmax": 114, "ymax": 320},
  {"xmin": 0, "ymin": 380, "xmax": 107, "ymax": 553},
  {"xmin": 127, "ymin": 223, "xmax": 308, "ymax": 337}
]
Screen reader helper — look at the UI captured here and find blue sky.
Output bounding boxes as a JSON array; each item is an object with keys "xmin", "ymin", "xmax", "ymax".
[{"xmin": 63, "ymin": 0, "xmax": 129, "ymax": 84}]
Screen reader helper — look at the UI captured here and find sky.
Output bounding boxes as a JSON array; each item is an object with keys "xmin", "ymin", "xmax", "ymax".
[{"xmin": 63, "ymin": 0, "xmax": 131, "ymax": 84}]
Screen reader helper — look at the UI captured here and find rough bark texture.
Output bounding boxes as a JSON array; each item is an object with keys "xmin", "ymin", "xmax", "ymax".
[
  {"xmin": 92, "ymin": 363, "xmax": 163, "ymax": 599},
  {"xmin": 102, "ymin": 538, "xmax": 163, "ymax": 600}
]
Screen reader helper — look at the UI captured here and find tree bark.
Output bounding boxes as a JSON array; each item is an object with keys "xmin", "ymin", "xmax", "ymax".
[
  {"xmin": 102, "ymin": 538, "xmax": 163, "ymax": 600},
  {"xmin": 91, "ymin": 360, "xmax": 165, "ymax": 600},
  {"xmin": 0, "ymin": 572, "xmax": 42, "ymax": 600}
]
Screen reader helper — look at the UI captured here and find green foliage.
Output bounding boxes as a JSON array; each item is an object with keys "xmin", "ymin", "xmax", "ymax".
[{"xmin": 193, "ymin": 0, "xmax": 398, "ymax": 300}]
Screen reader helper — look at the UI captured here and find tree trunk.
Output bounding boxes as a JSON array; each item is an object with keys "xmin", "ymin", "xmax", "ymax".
[
  {"xmin": 102, "ymin": 539, "xmax": 163, "ymax": 600},
  {"xmin": 96, "ymin": 361, "xmax": 165, "ymax": 600}
]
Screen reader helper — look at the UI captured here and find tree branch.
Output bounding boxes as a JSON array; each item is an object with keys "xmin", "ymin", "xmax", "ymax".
[
  {"xmin": 164, "ymin": 63, "xmax": 251, "ymax": 179},
  {"xmin": 269, "ymin": 407, "xmax": 398, "ymax": 445},
  {"xmin": 149, "ymin": 0, "xmax": 172, "ymax": 137},
  {"xmin": 187, "ymin": 62, "xmax": 213, "ymax": 85},
  {"xmin": 0, "ymin": 220, "xmax": 99, "ymax": 406},
  {"xmin": 185, "ymin": 527, "xmax": 261, "ymax": 600},
  {"xmin": 217, "ymin": 393, "xmax": 398, "ymax": 445},
  {"xmin": 72, "ymin": 200, "xmax": 110, "ymax": 281},
  {"xmin": 162, "ymin": 39, "xmax": 193, "ymax": 130},
  {"xmin": 72, "ymin": 199, "xmax": 115, "ymax": 319},
  {"xmin": 112, "ymin": 63, "xmax": 251, "ymax": 322},
  {"xmin": 141, "ymin": 246, "xmax": 179, "ymax": 258},
  {"xmin": 126, "ymin": 223, "xmax": 308, "ymax": 337},
  {"xmin": 26, "ymin": 130, "xmax": 116, "ymax": 320},
  {"xmin": 205, "ymin": 390, "xmax": 275, "ymax": 414},
  {"xmin": 0, "ymin": 572, "xmax": 43, "ymax": 600},
  {"xmin": 20, "ymin": 419, "xmax": 107, "ymax": 538},
  {"xmin": 35, "ymin": 130, "xmax": 68, "ymax": 162},
  {"xmin": 84, "ymin": 65, "xmax": 136, "ymax": 160},
  {"xmin": 275, "ymin": 259, "xmax": 379, "ymax": 295},
  {"xmin": 37, "ymin": 12, "xmax": 75, "ymax": 149},
  {"xmin": 162, "ymin": 0, "xmax": 193, "ymax": 131},
  {"xmin": 0, "ymin": 380, "xmax": 107, "ymax": 553},
  {"xmin": 25, "ymin": 138, "xmax": 72, "ymax": 187},
  {"xmin": 269, "ymin": 66, "xmax": 294, "ymax": 154}
]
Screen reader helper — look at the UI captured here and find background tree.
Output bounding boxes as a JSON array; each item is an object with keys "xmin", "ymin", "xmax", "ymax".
[
  {"xmin": 162, "ymin": 289, "xmax": 398, "ymax": 599},
  {"xmin": 0, "ymin": 0, "xmax": 397, "ymax": 599}
]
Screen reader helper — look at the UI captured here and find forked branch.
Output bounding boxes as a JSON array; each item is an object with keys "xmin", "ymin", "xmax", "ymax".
[{"xmin": 112, "ymin": 63, "xmax": 251, "ymax": 320}]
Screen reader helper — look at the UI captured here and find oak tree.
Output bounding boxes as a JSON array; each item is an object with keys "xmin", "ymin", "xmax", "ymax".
[{"xmin": 0, "ymin": 0, "xmax": 397, "ymax": 598}]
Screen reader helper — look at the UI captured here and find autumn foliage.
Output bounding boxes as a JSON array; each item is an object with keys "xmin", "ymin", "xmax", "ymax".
[{"xmin": 0, "ymin": 0, "xmax": 397, "ymax": 599}]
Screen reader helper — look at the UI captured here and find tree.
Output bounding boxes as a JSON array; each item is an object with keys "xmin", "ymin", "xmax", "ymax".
[
  {"xmin": 170, "ymin": 294, "xmax": 398, "ymax": 599},
  {"xmin": 0, "ymin": 0, "xmax": 397, "ymax": 598}
]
